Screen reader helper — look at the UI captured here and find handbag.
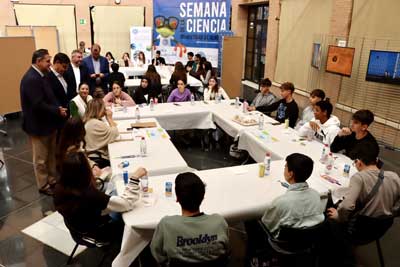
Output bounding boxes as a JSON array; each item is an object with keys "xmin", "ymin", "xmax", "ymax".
[
  {"xmin": 87, "ymin": 151, "xmax": 110, "ymax": 169},
  {"xmin": 347, "ymin": 169, "xmax": 385, "ymax": 236}
]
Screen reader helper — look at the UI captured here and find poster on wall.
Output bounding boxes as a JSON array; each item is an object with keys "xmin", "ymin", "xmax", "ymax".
[
  {"xmin": 326, "ymin": 45, "xmax": 355, "ymax": 77},
  {"xmin": 130, "ymin": 26, "xmax": 152, "ymax": 67},
  {"xmin": 311, "ymin": 43, "xmax": 321, "ymax": 69},
  {"xmin": 153, "ymin": 0, "xmax": 231, "ymax": 67}
]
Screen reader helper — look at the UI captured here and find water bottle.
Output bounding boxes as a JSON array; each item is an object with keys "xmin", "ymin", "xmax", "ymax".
[
  {"xmin": 135, "ymin": 106, "xmax": 140, "ymax": 121},
  {"xmin": 217, "ymin": 92, "xmax": 221, "ymax": 103},
  {"xmin": 140, "ymin": 137, "xmax": 147, "ymax": 157},
  {"xmin": 154, "ymin": 97, "xmax": 158, "ymax": 104},
  {"xmin": 324, "ymin": 152, "xmax": 334, "ymax": 174},
  {"xmin": 258, "ymin": 114, "xmax": 264, "ymax": 130},
  {"xmin": 243, "ymin": 100, "xmax": 248, "ymax": 113},
  {"xmin": 141, "ymin": 175, "xmax": 149, "ymax": 197},
  {"xmin": 264, "ymin": 152, "xmax": 271, "ymax": 176},
  {"xmin": 149, "ymin": 98, "xmax": 154, "ymax": 111},
  {"xmin": 190, "ymin": 93, "xmax": 195, "ymax": 105},
  {"xmin": 320, "ymin": 143, "xmax": 329, "ymax": 163},
  {"xmin": 123, "ymin": 105, "xmax": 127, "ymax": 113},
  {"xmin": 123, "ymin": 170, "xmax": 129, "ymax": 185},
  {"xmin": 235, "ymin": 97, "xmax": 239, "ymax": 108}
]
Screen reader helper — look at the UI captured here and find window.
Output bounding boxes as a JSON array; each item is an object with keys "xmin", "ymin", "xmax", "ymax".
[{"xmin": 244, "ymin": 5, "xmax": 268, "ymax": 83}]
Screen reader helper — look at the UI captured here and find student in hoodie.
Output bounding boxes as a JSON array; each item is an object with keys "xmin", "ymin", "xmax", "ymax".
[
  {"xmin": 330, "ymin": 109, "xmax": 379, "ymax": 160},
  {"xmin": 295, "ymin": 89, "xmax": 325, "ymax": 130},
  {"xmin": 298, "ymin": 99, "xmax": 340, "ymax": 145}
]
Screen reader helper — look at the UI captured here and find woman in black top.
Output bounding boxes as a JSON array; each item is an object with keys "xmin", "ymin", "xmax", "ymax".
[
  {"xmin": 54, "ymin": 151, "xmax": 146, "ymax": 241},
  {"xmin": 133, "ymin": 77, "xmax": 151, "ymax": 104},
  {"xmin": 145, "ymin": 65, "xmax": 162, "ymax": 100}
]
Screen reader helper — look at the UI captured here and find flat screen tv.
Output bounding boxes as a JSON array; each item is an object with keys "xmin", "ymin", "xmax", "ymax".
[
  {"xmin": 326, "ymin": 45, "xmax": 355, "ymax": 77},
  {"xmin": 366, "ymin": 50, "xmax": 400, "ymax": 85}
]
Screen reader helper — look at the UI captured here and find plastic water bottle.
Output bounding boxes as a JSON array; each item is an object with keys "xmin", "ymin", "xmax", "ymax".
[
  {"xmin": 258, "ymin": 114, "xmax": 264, "ymax": 130},
  {"xmin": 135, "ymin": 106, "xmax": 140, "ymax": 121},
  {"xmin": 141, "ymin": 175, "xmax": 149, "ymax": 197},
  {"xmin": 123, "ymin": 170, "xmax": 129, "ymax": 185},
  {"xmin": 149, "ymin": 98, "xmax": 154, "ymax": 111},
  {"xmin": 320, "ymin": 143, "xmax": 329, "ymax": 163},
  {"xmin": 235, "ymin": 97, "xmax": 239, "ymax": 108},
  {"xmin": 123, "ymin": 105, "xmax": 127, "ymax": 113},
  {"xmin": 140, "ymin": 137, "xmax": 147, "ymax": 157},
  {"xmin": 264, "ymin": 152, "xmax": 271, "ymax": 176},
  {"xmin": 243, "ymin": 100, "xmax": 248, "ymax": 113},
  {"xmin": 154, "ymin": 98, "xmax": 158, "ymax": 104},
  {"xmin": 190, "ymin": 93, "xmax": 195, "ymax": 105},
  {"xmin": 217, "ymin": 92, "xmax": 221, "ymax": 103},
  {"xmin": 324, "ymin": 152, "xmax": 334, "ymax": 174}
]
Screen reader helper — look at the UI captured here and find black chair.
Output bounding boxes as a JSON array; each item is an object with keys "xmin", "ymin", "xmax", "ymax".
[
  {"xmin": 165, "ymin": 255, "xmax": 228, "ymax": 267},
  {"xmin": 349, "ymin": 215, "xmax": 393, "ymax": 267},
  {"xmin": 64, "ymin": 220, "xmax": 110, "ymax": 266},
  {"xmin": 258, "ymin": 220, "xmax": 327, "ymax": 267}
]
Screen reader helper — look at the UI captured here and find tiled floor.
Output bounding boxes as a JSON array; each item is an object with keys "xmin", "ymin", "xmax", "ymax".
[{"xmin": 0, "ymin": 114, "xmax": 399, "ymax": 267}]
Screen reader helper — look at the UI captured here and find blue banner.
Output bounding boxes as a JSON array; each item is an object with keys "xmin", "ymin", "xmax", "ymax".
[{"xmin": 153, "ymin": 0, "xmax": 231, "ymax": 67}]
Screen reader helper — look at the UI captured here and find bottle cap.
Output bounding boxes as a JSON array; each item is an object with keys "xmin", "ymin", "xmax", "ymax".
[
  {"xmin": 266, "ymin": 152, "xmax": 271, "ymax": 156},
  {"xmin": 141, "ymin": 137, "xmax": 145, "ymax": 140}
]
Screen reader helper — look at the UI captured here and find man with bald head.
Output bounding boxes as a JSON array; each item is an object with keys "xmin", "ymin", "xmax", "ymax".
[{"xmin": 82, "ymin": 43, "xmax": 110, "ymax": 94}]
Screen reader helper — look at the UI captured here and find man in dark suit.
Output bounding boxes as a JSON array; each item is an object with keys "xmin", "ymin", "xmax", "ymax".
[
  {"xmin": 82, "ymin": 43, "xmax": 110, "ymax": 94},
  {"xmin": 152, "ymin": 50, "xmax": 166, "ymax": 66},
  {"xmin": 20, "ymin": 49, "xmax": 68, "ymax": 195},
  {"xmin": 64, "ymin": 49, "xmax": 89, "ymax": 95}
]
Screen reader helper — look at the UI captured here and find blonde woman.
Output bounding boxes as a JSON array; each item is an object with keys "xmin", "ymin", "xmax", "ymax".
[{"xmin": 83, "ymin": 99, "xmax": 119, "ymax": 166}]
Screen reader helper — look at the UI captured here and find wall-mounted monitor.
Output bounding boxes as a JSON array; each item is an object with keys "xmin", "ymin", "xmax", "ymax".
[
  {"xmin": 366, "ymin": 50, "xmax": 400, "ymax": 85},
  {"xmin": 311, "ymin": 43, "xmax": 322, "ymax": 69},
  {"xmin": 326, "ymin": 45, "xmax": 355, "ymax": 77}
]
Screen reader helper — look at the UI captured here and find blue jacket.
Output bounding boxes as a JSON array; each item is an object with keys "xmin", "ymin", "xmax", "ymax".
[
  {"xmin": 20, "ymin": 67, "xmax": 62, "ymax": 136},
  {"xmin": 82, "ymin": 55, "xmax": 110, "ymax": 93}
]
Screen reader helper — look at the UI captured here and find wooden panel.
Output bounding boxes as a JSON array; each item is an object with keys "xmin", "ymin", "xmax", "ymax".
[
  {"xmin": 33, "ymin": 26, "xmax": 59, "ymax": 57},
  {"xmin": 0, "ymin": 37, "xmax": 36, "ymax": 114},
  {"xmin": 221, "ymin": 36, "xmax": 244, "ymax": 98},
  {"xmin": 5, "ymin": 25, "xmax": 32, "ymax": 37}
]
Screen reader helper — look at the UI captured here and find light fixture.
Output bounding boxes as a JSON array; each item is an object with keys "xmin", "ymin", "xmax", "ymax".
[{"xmin": 115, "ymin": 0, "xmax": 121, "ymax": 4}]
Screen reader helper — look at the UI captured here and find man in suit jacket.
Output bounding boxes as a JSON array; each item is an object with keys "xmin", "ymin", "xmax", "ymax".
[
  {"xmin": 47, "ymin": 52, "xmax": 75, "ymax": 128},
  {"xmin": 82, "ymin": 43, "xmax": 110, "ymax": 94},
  {"xmin": 64, "ymin": 49, "xmax": 89, "ymax": 94},
  {"xmin": 20, "ymin": 49, "xmax": 68, "ymax": 195}
]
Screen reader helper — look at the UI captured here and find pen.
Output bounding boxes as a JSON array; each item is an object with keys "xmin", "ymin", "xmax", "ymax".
[
  {"xmin": 115, "ymin": 155, "xmax": 137, "ymax": 159},
  {"xmin": 321, "ymin": 175, "xmax": 341, "ymax": 186}
]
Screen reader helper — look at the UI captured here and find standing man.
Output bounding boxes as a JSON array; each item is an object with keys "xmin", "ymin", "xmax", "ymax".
[
  {"xmin": 82, "ymin": 43, "xmax": 110, "ymax": 94},
  {"xmin": 64, "ymin": 49, "xmax": 89, "ymax": 94},
  {"xmin": 20, "ymin": 49, "xmax": 68, "ymax": 195},
  {"xmin": 47, "ymin": 53, "xmax": 75, "ymax": 128}
]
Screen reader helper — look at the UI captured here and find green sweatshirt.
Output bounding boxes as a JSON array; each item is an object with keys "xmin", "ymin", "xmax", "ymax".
[{"xmin": 150, "ymin": 213, "xmax": 229, "ymax": 264}]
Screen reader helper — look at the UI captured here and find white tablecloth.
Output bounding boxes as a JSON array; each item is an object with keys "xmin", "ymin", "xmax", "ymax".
[
  {"xmin": 112, "ymin": 102, "xmax": 216, "ymax": 130},
  {"xmin": 108, "ymin": 120, "xmax": 189, "ymax": 177},
  {"xmin": 125, "ymin": 78, "xmax": 170, "ymax": 88},
  {"xmin": 112, "ymin": 161, "xmax": 351, "ymax": 266},
  {"xmin": 118, "ymin": 66, "xmax": 147, "ymax": 77}
]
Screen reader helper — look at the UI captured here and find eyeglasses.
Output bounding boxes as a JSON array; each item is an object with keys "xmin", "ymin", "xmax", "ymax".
[{"xmin": 154, "ymin": 16, "xmax": 179, "ymax": 30}]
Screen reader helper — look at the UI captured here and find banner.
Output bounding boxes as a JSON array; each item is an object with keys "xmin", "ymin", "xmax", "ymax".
[
  {"xmin": 153, "ymin": 0, "xmax": 231, "ymax": 67},
  {"xmin": 130, "ymin": 26, "xmax": 152, "ymax": 67}
]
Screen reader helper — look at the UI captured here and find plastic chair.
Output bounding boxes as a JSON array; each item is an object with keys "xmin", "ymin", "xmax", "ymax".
[
  {"xmin": 258, "ymin": 220, "xmax": 327, "ymax": 267},
  {"xmin": 64, "ymin": 220, "xmax": 110, "ymax": 266},
  {"xmin": 349, "ymin": 215, "xmax": 393, "ymax": 267}
]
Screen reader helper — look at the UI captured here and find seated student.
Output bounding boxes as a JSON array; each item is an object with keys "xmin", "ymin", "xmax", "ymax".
[
  {"xmin": 135, "ymin": 51, "xmax": 146, "ymax": 67},
  {"xmin": 84, "ymin": 99, "xmax": 119, "ymax": 166},
  {"xmin": 295, "ymin": 89, "xmax": 325, "ymax": 130},
  {"xmin": 152, "ymin": 50, "xmax": 166, "ymax": 66},
  {"xmin": 200, "ymin": 61, "xmax": 213, "ymax": 88},
  {"xmin": 150, "ymin": 172, "xmax": 229, "ymax": 264},
  {"xmin": 256, "ymin": 82, "xmax": 299, "ymax": 128},
  {"xmin": 93, "ymin": 87, "xmax": 105, "ymax": 99},
  {"xmin": 167, "ymin": 78, "xmax": 191, "ymax": 102},
  {"xmin": 122, "ymin": 52, "xmax": 133, "ymax": 67},
  {"xmin": 104, "ymin": 81, "xmax": 135, "ymax": 107},
  {"xmin": 330, "ymin": 109, "xmax": 379, "ymax": 160},
  {"xmin": 247, "ymin": 78, "xmax": 277, "ymax": 112},
  {"xmin": 108, "ymin": 63, "xmax": 126, "ymax": 91},
  {"xmin": 133, "ymin": 77, "xmax": 151, "ymax": 105},
  {"xmin": 70, "ymin": 82, "xmax": 93, "ymax": 119},
  {"xmin": 262, "ymin": 153, "xmax": 324, "ymax": 238},
  {"xmin": 185, "ymin": 51, "xmax": 194, "ymax": 71},
  {"xmin": 327, "ymin": 146, "xmax": 400, "ymax": 224},
  {"xmin": 105, "ymin": 51, "xmax": 115, "ymax": 67},
  {"xmin": 298, "ymin": 99, "xmax": 340, "ymax": 145},
  {"xmin": 54, "ymin": 151, "xmax": 147, "ymax": 241},
  {"xmin": 169, "ymin": 62, "xmax": 187, "ymax": 90},
  {"xmin": 145, "ymin": 65, "xmax": 162, "ymax": 101},
  {"xmin": 204, "ymin": 76, "xmax": 229, "ymax": 101}
]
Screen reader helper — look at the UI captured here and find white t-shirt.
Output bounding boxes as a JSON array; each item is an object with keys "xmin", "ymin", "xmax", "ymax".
[{"xmin": 72, "ymin": 64, "xmax": 81, "ymax": 93}]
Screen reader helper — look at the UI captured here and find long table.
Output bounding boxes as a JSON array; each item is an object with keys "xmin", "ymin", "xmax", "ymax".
[{"xmin": 112, "ymin": 159, "xmax": 354, "ymax": 266}]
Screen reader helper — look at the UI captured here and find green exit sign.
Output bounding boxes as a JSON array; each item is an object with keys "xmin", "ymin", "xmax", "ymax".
[{"xmin": 79, "ymin": 19, "xmax": 86, "ymax": 25}]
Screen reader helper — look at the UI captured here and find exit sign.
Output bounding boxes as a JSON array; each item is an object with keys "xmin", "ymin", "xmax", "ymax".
[{"xmin": 79, "ymin": 19, "xmax": 86, "ymax": 25}]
